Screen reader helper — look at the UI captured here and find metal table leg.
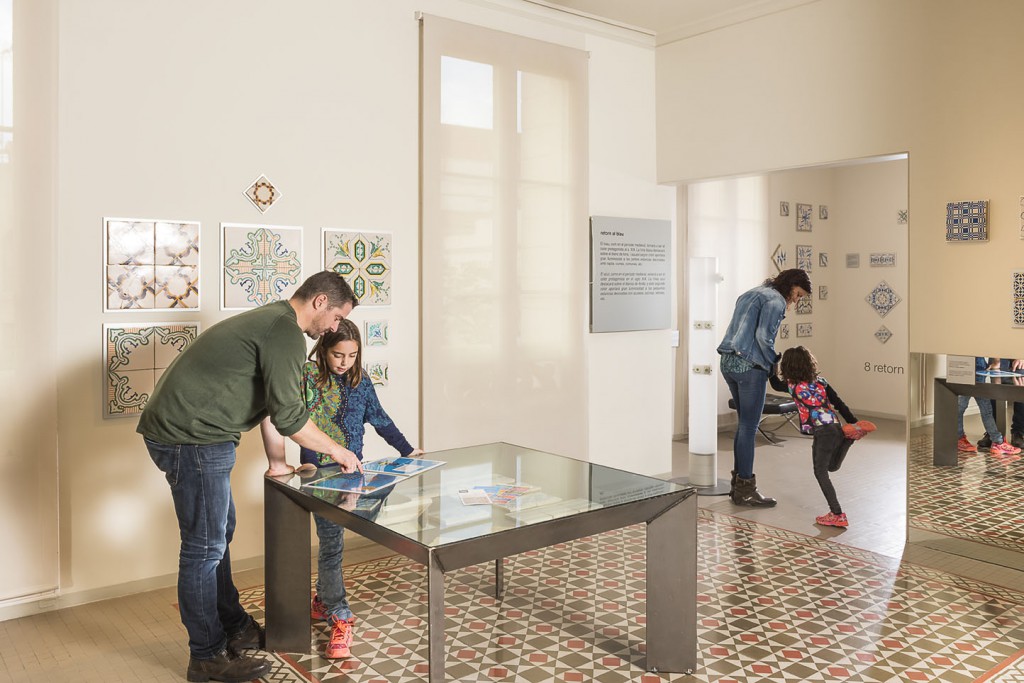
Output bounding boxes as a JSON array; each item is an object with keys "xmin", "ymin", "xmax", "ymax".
[
  {"xmin": 427, "ymin": 550, "xmax": 446, "ymax": 683},
  {"xmin": 933, "ymin": 378, "xmax": 959, "ymax": 467},
  {"xmin": 494, "ymin": 557, "xmax": 504, "ymax": 600},
  {"xmin": 264, "ymin": 479, "xmax": 312, "ymax": 652},
  {"xmin": 645, "ymin": 494, "xmax": 697, "ymax": 674}
]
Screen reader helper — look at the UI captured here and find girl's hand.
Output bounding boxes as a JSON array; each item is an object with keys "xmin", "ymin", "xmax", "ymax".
[{"xmin": 409, "ymin": 448, "xmax": 425, "ymax": 456}]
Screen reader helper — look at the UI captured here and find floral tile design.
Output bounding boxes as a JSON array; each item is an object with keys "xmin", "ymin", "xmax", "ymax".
[
  {"xmin": 772, "ymin": 244, "xmax": 787, "ymax": 273},
  {"xmin": 869, "ymin": 252, "xmax": 896, "ymax": 267},
  {"xmin": 366, "ymin": 361, "xmax": 389, "ymax": 387},
  {"xmin": 780, "ymin": 201, "xmax": 790, "ymax": 217},
  {"xmin": 866, "ymin": 281, "xmax": 902, "ymax": 318},
  {"xmin": 364, "ymin": 319, "xmax": 389, "ymax": 347},
  {"xmin": 105, "ymin": 218, "xmax": 201, "ymax": 310},
  {"xmin": 946, "ymin": 200, "xmax": 988, "ymax": 241},
  {"xmin": 323, "ymin": 230, "xmax": 393, "ymax": 306},
  {"xmin": 243, "ymin": 174, "xmax": 282, "ymax": 214},
  {"xmin": 796, "ymin": 244, "xmax": 813, "ymax": 271},
  {"xmin": 104, "ymin": 322, "xmax": 199, "ymax": 418},
  {"xmin": 779, "ymin": 323, "xmax": 789, "ymax": 339},
  {"xmin": 796, "ymin": 203, "xmax": 813, "ymax": 232},
  {"xmin": 797, "ymin": 296, "xmax": 812, "ymax": 315},
  {"xmin": 222, "ymin": 223, "xmax": 303, "ymax": 309},
  {"xmin": 875, "ymin": 326, "xmax": 893, "ymax": 344},
  {"xmin": 796, "ymin": 322, "xmax": 812, "ymax": 337}
]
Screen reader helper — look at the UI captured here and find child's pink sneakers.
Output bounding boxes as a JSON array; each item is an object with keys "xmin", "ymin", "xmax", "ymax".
[
  {"xmin": 990, "ymin": 441, "xmax": 1022, "ymax": 456},
  {"xmin": 958, "ymin": 436, "xmax": 978, "ymax": 453},
  {"xmin": 815, "ymin": 512, "xmax": 849, "ymax": 527},
  {"xmin": 842, "ymin": 420, "xmax": 877, "ymax": 440}
]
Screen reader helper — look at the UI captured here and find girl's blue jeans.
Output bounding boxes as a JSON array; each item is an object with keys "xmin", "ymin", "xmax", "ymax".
[
  {"xmin": 958, "ymin": 395, "xmax": 1004, "ymax": 442},
  {"xmin": 721, "ymin": 365, "xmax": 769, "ymax": 479},
  {"xmin": 144, "ymin": 439, "xmax": 249, "ymax": 659}
]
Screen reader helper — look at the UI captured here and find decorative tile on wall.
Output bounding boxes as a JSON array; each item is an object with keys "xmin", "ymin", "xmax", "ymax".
[
  {"xmin": 1014, "ymin": 271, "xmax": 1024, "ymax": 327},
  {"xmin": 780, "ymin": 201, "xmax": 790, "ymax": 217},
  {"xmin": 819, "ymin": 285, "xmax": 828, "ymax": 300},
  {"xmin": 870, "ymin": 252, "xmax": 897, "ymax": 267},
  {"xmin": 323, "ymin": 230, "xmax": 393, "ymax": 306},
  {"xmin": 819, "ymin": 252, "xmax": 828, "ymax": 268},
  {"xmin": 796, "ymin": 296, "xmax": 812, "ymax": 314},
  {"xmin": 898, "ymin": 209, "xmax": 908, "ymax": 225},
  {"xmin": 796, "ymin": 244, "xmax": 813, "ymax": 271},
  {"xmin": 366, "ymin": 360, "xmax": 389, "ymax": 387},
  {"xmin": 866, "ymin": 280, "xmax": 902, "ymax": 318},
  {"xmin": 243, "ymin": 174, "xmax": 282, "ymax": 214},
  {"xmin": 364, "ymin": 319, "xmax": 389, "ymax": 347},
  {"xmin": 104, "ymin": 322, "xmax": 199, "ymax": 418},
  {"xmin": 1019, "ymin": 197, "xmax": 1024, "ymax": 239},
  {"xmin": 222, "ymin": 223, "xmax": 303, "ymax": 310},
  {"xmin": 875, "ymin": 326, "xmax": 893, "ymax": 344},
  {"xmin": 105, "ymin": 218, "xmax": 200, "ymax": 311},
  {"xmin": 946, "ymin": 200, "xmax": 988, "ymax": 241},
  {"xmin": 797, "ymin": 322, "xmax": 813, "ymax": 338},
  {"xmin": 796, "ymin": 203, "xmax": 813, "ymax": 232},
  {"xmin": 819, "ymin": 205, "xmax": 829, "ymax": 220},
  {"xmin": 771, "ymin": 244, "xmax": 786, "ymax": 272},
  {"xmin": 846, "ymin": 253, "xmax": 860, "ymax": 268},
  {"xmin": 779, "ymin": 323, "xmax": 789, "ymax": 339}
]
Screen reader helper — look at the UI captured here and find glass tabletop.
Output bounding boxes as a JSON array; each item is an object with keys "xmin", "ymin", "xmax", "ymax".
[{"xmin": 275, "ymin": 442, "xmax": 691, "ymax": 548}]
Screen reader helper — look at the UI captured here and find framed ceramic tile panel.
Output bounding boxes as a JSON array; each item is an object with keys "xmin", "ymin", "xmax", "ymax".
[
  {"xmin": 364, "ymin": 319, "xmax": 389, "ymax": 347},
  {"xmin": 819, "ymin": 285, "xmax": 828, "ymax": 300},
  {"xmin": 870, "ymin": 253, "xmax": 897, "ymax": 267},
  {"xmin": 796, "ymin": 296, "xmax": 812, "ymax": 314},
  {"xmin": 104, "ymin": 321, "xmax": 200, "ymax": 418},
  {"xmin": 366, "ymin": 360, "xmax": 389, "ymax": 387},
  {"xmin": 796, "ymin": 322, "xmax": 812, "ymax": 338},
  {"xmin": 819, "ymin": 252, "xmax": 828, "ymax": 268},
  {"xmin": 221, "ymin": 223, "xmax": 303, "ymax": 310},
  {"xmin": 796, "ymin": 244, "xmax": 813, "ymax": 271},
  {"xmin": 771, "ymin": 244, "xmax": 786, "ymax": 273},
  {"xmin": 1019, "ymin": 197, "xmax": 1024, "ymax": 239},
  {"xmin": 819, "ymin": 205, "xmax": 829, "ymax": 220},
  {"xmin": 875, "ymin": 326, "xmax": 893, "ymax": 344},
  {"xmin": 780, "ymin": 201, "xmax": 790, "ymax": 217},
  {"xmin": 322, "ymin": 229, "xmax": 393, "ymax": 306},
  {"xmin": 846, "ymin": 253, "xmax": 860, "ymax": 268},
  {"xmin": 796, "ymin": 203, "xmax": 813, "ymax": 232},
  {"xmin": 243, "ymin": 173, "xmax": 282, "ymax": 214},
  {"xmin": 866, "ymin": 281, "xmax": 902, "ymax": 318},
  {"xmin": 779, "ymin": 323, "xmax": 789, "ymax": 339},
  {"xmin": 898, "ymin": 209, "xmax": 908, "ymax": 225},
  {"xmin": 945, "ymin": 200, "xmax": 988, "ymax": 241},
  {"xmin": 105, "ymin": 217, "xmax": 201, "ymax": 311},
  {"xmin": 1014, "ymin": 271, "xmax": 1024, "ymax": 327}
]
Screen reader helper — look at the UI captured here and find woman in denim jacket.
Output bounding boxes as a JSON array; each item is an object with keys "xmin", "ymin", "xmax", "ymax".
[{"xmin": 717, "ymin": 269, "xmax": 811, "ymax": 507}]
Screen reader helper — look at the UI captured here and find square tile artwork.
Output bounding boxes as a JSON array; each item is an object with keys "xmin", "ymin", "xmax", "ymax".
[
  {"xmin": 796, "ymin": 296, "xmax": 812, "ymax": 314},
  {"xmin": 105, "ymin": 218, "xmax": 200, "ymax": 310},
  {"xmin": 866, "ymin": 280, "xmax": 902, "ymax": 318},
  {"xmin": 818, "ymin": 204, "xmax": 829, "ymax": 220},
  {"xmin": 819, "ymin": 252, "xmax": 828, "ymax": 268},
  {"xmin": 364, "ymin": 319, "xmax": 389, "ymax": 347},
  {"xmin": 796, "ymin": 244, "xmax": 813, "ymax": 271},
  {"xmin": 779, "ymin": 323, "xmax": 789, "ymax": 339},
  {"xmin": 869, "ymin": 252, "xmax": 896, "ymax": 267},
  {"xmin": 846, "ymin": 253, "xmax": 860, "ymax": 268},
  {"xmin": 243, "ymin": 174, "xmax": 282, "ymax": 214},
  {"xmin": 1019, "ymin": 196, "xmax": 1024, "ymax": 239},
  {"xmin": 222, "ymin": 223, "xmax": 303, "ymax": 309},
  {"xmin": 323, "ymin": 230, "xmax": 393, "ymax": 306},
  {"xmin": 796, "ymin": 322, "xmax": 813, "ymax": 337},
  {"xmin": 819, "ymin": 285, "xmax": 828, "ymax": 300},
  {"xmin": 1014, "ymin": 271, "xmax": 1024, "ymax": 327},
  {"xmin": 796, "ymin": 203, "xmax": 813, "ymax": 232},
  {"xmin": 104, "ymin": 322, "xmax": 199, "ymax": 418},
  {"xmin": 366, "ymin": 361, "xmax": 389, "ymax": 387},
  {"xmin": 780, "ymin": 201, "xmax": 790, "ymax": 217},
  {"xmin": 898, "ymin": 209, "xmax": 908, "ymax": 224},
  {"xmin": 946, "ymin": 200, "xmax": 988, "ymax": 241}
]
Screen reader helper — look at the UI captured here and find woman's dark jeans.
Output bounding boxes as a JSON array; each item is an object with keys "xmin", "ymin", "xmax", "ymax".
[{"xmin": 721, "ymin": 365, "xmax": 769, "ymax": 479}]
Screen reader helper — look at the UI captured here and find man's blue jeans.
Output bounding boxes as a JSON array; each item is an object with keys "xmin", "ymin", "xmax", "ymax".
[
  {"xmin": 145, "ymin": 438, "xmax": 249, "ymax": 659},
  {"xmin": 721, "ymin": 365, "xmax": 769, "ymax": 479}
]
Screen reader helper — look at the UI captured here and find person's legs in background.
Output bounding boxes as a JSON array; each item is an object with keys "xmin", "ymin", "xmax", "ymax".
[
  {"xmin": 957, "ymin": 396, "xmax": 977, "ymax": 453},
  {"xmin": 721, "ymin": 364, "xmax": 776, "ymax": 507}
]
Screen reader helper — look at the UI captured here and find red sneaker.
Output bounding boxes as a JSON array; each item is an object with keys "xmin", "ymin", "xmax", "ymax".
[
  {"xmin": 311, "ymin": 595, "xmax": 328, "ymax": 621},
  {"xmin": 815, "ymin": 512, "xmax": 849, "ymax": 527},
  {"xmin": 957, "ymin": 436, "xmax": 977, "ymax": 453},
  {"xmin": 325, "ymin": 615, "xmax": 355, "ymax": 659},
  {"xmin": 990, "ymin": 441, "xmax": 1022, "ymax": 456}
]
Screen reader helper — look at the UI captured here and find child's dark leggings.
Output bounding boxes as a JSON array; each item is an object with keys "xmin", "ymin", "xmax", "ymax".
[{"xmin": 812, "ymin": 423, "xmax": 853, "ymax": 514}]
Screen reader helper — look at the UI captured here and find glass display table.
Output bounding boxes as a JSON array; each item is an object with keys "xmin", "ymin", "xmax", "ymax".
[
  {"xmin": 934, "ymin": 376, "xmax": 1024, "ymax": 465},
  {"xmin": 264, "ymin": 442, "xmax": 697, "ymax": 681}
]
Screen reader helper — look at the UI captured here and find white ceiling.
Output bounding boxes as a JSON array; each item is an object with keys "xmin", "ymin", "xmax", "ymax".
[{"xmin": 537, "ymin": 0, "xmax": 816, "ymax": 43}]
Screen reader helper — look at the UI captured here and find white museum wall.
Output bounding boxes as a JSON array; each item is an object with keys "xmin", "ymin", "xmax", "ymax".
[
  {"xmin": 37, "ymin": 0, "xmax": 669, "ymax": 608},
  {"xmin": 656, "ymin": 0, "xmax": 1024, "ymax": 359},
  {"xmin": 686, "ymin": 159, "xmax": 908, "ymax": 424}
]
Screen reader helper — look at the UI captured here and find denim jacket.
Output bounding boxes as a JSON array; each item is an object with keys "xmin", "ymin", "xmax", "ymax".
[{"xmin": 716, "ymin": 285, "xmax": 787, "ymax": 371}]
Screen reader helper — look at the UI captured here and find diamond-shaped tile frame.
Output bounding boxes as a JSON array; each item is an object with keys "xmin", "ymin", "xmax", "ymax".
[
  {"xmin": 875, "ymin": 326, "xmax": 893, "ymax": 344},
  {"xmin": 866, "ymin": 280, "xmax": 902, "ymax": 318},
  {"xmin": 243, "ymin": 173, "xmax": 282, "ymax": 214},
  {"xmin": 946, "ymin": 200, "xmax": 988, "ymax": 241},
  {"xmin": 771, "ymin": 243, "xmax": 786, "ymax": 273}
]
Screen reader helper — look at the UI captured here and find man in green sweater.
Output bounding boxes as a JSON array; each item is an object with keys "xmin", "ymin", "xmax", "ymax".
[{"xmin": 138, "ymin": 270, "xmax": 361, "ymax": 683}]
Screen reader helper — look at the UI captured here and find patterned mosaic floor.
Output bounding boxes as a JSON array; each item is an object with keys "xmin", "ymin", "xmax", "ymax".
[
  {"xmin": 908, "ymin": 431, "xmax": 1024, "ymax": 554},
  {"xmin": 236, "ymin": 508, "xmax": 1024, "ymax": 682}
]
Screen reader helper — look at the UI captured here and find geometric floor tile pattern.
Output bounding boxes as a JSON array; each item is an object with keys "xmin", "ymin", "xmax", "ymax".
[
  {"xmin": 240, "ymin": 509, "xmax": 1024, "ymax": 682},
  {"xmin": 908, "ymin": 430, "xmax": 1024, "ymax": 555}
]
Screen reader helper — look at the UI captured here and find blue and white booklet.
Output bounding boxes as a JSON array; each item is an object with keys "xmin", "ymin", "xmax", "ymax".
[
  {"xmin": 303, "ymin": 471, "xmax": 402, "ymax": 494},
  {"xmin": 361, "ymin": 456, "xmax": 445, "ymax": 477}
]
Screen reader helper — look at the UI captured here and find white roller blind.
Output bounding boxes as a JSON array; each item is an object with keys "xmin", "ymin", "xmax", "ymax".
[
  {"xmin": 420, "ymin": 15, "xmax": 588, "ymax": 458},
  {"xmin": 0, "ymin": 0, "xmax": 59, "ymax": 603}
]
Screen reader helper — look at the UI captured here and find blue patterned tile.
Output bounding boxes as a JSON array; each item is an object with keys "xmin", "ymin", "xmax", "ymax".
[
  {"xmin": 875, "ymin": 326, "xmax": 893, "ymax": 344},
  {"xmin": 946, "ymin": 200, "xmax": 988, "ymax": 241},
  {"xmin": 866, "ymin": 281, "xmax": 902, "ymax": 318}
]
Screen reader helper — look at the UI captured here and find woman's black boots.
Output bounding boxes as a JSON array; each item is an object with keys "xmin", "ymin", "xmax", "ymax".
[{"xmin": 730, "ymin": 474, "xmax": 777, "ymax": 507}]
